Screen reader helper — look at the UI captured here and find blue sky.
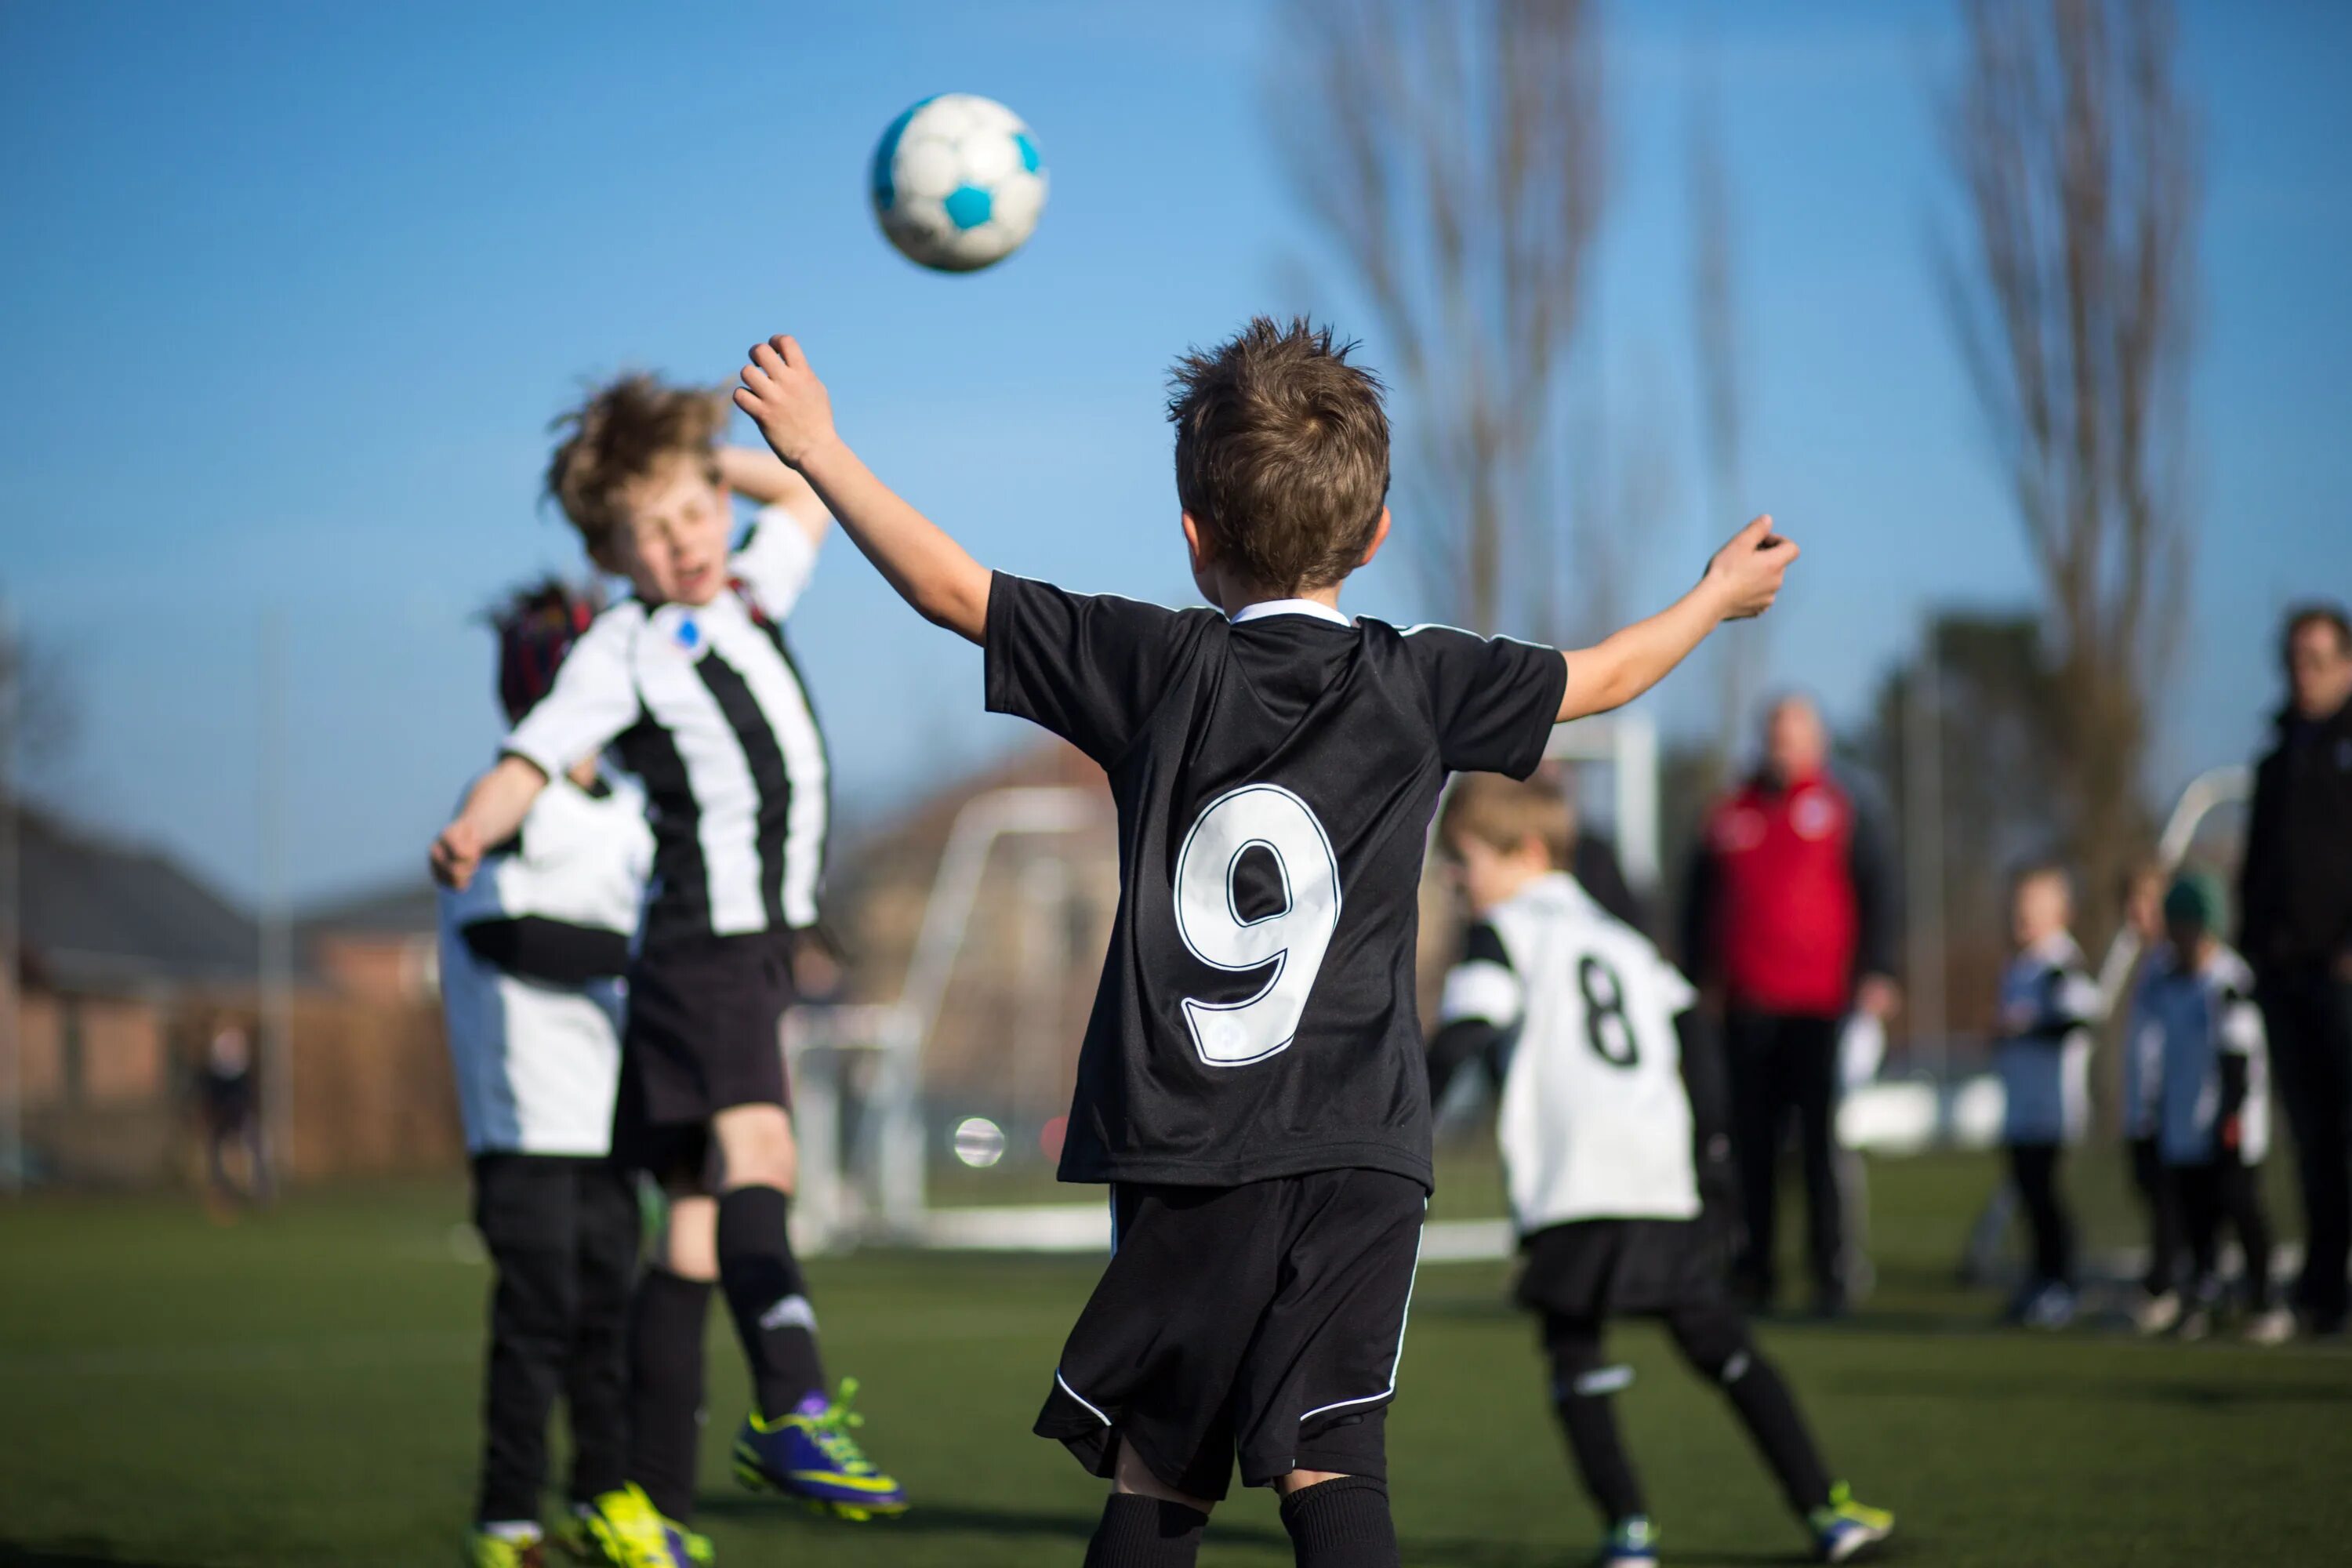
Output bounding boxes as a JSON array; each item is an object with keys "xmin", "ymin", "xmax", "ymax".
[{"xmin": 2, "ymin": 1, "xmax": 2347, "ymax": 906}]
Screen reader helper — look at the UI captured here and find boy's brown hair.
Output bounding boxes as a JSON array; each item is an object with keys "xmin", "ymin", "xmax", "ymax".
[
  {"xmin": 1439, "ymin": 773, "xmax": 1575, "ymax": 869},
  {"xmin": 1167, "ymin": 317, "xmax": 1389, "ymax": 593},
  {"xmin": 545, "ymin": 374, "xmax": 728, "ymax": 551}
]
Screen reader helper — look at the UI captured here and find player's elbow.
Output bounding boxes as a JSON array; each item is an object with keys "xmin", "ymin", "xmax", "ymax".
[{"xmin": 911, "ymin": 568, "xmax": 990, "ymax": 643}]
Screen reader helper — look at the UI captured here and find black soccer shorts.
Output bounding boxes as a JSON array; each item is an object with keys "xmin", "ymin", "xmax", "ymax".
[
  {"xmin": 1033, "ymin": 1167, "xmax": 1425, "ymax": 1501},
  {"xmin": 611, "ymin": 931, "xmax": 795, "ymax": 1182}
]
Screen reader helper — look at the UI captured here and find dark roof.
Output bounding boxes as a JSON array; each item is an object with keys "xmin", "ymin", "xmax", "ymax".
[
  {"xmin": 13, "ymin": 805, "xmax": 263, "ymax": 993},
  {"xmin": 297, "ymin": 879, "xmax": 439, "ymax": 939}
]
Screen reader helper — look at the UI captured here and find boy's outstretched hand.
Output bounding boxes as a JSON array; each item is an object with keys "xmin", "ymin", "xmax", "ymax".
[
  {"xmin": 1703, "ymin": 515, "xmax": 1798, "ymax": 621},
  {"xmin": 734, "ymin": 336, "xmax": 837, "ymax": 467},
  {"xmin": 430, "ymin": 818, "xmax": 484, "ymax": 891}
]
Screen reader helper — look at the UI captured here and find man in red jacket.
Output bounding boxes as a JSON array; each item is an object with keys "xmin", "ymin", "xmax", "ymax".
[{"xmin": 1683, "ymin": 695, "xmax": 1899, "ymax": 1316}]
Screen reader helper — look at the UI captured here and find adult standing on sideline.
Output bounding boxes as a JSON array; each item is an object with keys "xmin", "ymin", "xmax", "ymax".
[
  {"xmin": 2239, "ymin": 604, "xmax": 2352, "ymax": 1337},
  {"xmin": 1682, "ymin": 695, "xmax": 1900, "ymax": 1316}
]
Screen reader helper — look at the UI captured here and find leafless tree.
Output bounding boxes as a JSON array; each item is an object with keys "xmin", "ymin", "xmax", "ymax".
[
  {"xmin": 1937, "ymin": 0, "xmax": 2198, "ymax": 942},
  {"xmin": 1273, "ymin": 0, "xmax": 1605, "ymax": 637},
  {"xmin": 0, "ymin": 597, "xmax": 77, "ymax": 802}
]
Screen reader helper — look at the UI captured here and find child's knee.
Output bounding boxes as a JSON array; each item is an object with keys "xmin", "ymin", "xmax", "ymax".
[
  {"xmin": 659, "ymin": 1193, "xmax": 720, "ymax": 1282},
  {"xmin": 1667, "ymin": 1305, "xmax": 1753, "ymax": 1384},
  {"xmin": 712, "ymin": 1104, "xmax": 798, "ymax": 1192}
]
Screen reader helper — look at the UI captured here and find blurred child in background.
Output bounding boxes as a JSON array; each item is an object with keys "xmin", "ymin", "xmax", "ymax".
[
  {"xmin": 2114, "ymin": 860, "xmax": 2185, "ymax": 1332},
  {"xmin": 2146, "ymin": 873, "xmax": 2294, "ymax": 1345},
  {"xmin": 1991, "ymin": 865, "xmax": 2101, "ymax": 1328},
  {"xmin": 440, "ymin": 581, "xmax": 662, "ymax": 1567},
  {"xmin": 1430, "ymin": 775, "xmax": 1892, "ymax": 1567}
]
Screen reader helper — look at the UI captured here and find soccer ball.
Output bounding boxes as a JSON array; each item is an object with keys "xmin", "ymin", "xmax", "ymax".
[{"xmin": 869, "ymin": 94, "xmax": 1047, "ymax": 273}]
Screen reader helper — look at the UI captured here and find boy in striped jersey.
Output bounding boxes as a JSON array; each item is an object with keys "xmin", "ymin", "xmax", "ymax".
[
  {"xmin": 433, "ymin": 377, "xmax": 905, "ymax": 1552},
  {"xmin": 1429, "ymin": 775, "xmax": 1890, "ymax": 1566}
]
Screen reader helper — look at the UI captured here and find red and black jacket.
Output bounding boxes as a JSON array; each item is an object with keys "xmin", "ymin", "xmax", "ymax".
[{"xmin": 1679, "ymin": 768, "xmax": 1897, "ymax": 1019}]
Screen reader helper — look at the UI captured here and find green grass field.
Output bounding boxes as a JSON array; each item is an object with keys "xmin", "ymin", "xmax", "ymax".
[{"xmin": 3, "ymin": 1153, "xmax": 2348, "ymax": 1567}]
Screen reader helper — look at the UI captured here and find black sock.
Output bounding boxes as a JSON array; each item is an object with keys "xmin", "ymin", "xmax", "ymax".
[
  {"xmin": 1279, "ymin": 1475, "xmax": 1398, "ymax": 1568},
  {"xmin": 1719, "ymin": 1348, "xmax": 1833, "ymax": 1516},
  {"xmin": 1552, "ymin": 1385, "xmax": 1646, "ymax": 1523},
  {"xmin": 626, "ymin": 1269, "xmax": 711, "ymax": 1523},
  {"xmin": 1081, "ymin": 1494, "xmax": 1208, "ymax": 1568},
  {"xmin": 714, "ymin": 1185, "xmax": 827, "ymax": 1419}
]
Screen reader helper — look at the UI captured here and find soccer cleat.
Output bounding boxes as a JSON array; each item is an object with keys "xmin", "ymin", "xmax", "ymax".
[
  {"xmin": 1809, "ymin": 1483, "xmax": 1893, "ymax": 1563},
  {"xmin": 468, "ymin": 1527, "xmax": 547, "ymax": 1568},
  {"xmin": 553, "ymin": 1507, "xmax": 712, "ymax": 1567},
  {"xmin": 2176, "ymin": 1303, "xmax": 2213, "ymax": 1342},
  {"xmin": 1598, "ymin": 1514, "xmax": 1659, "ymax": 1567},
  {"xmin": 2130, "ymin": 1290, "xmax": 2181, "ymax": 1336},
  {"xmin": 2244, "ymin": 1305, "xmax": 2296, "ymax": 1347},
  {"xmin": 2018, "ymin": 1280, "xmax": 2078, "ymax": 1330},
  {"xmin": 732, "ymin": 1377, "xmax": 909, "ymax": 1521},
  {"xmin": 575, "ymin": 1485, "xmax": 698, "ymax": 1568}
]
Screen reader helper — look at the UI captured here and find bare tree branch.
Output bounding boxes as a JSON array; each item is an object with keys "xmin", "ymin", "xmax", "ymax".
[
  {"xmin": 1937, "ymin": 0, "xmax": 2199, "ymax": 942},
  {"xmin": 1273, "ymin": 0, "xmax": 1605, "ymax": 637}
]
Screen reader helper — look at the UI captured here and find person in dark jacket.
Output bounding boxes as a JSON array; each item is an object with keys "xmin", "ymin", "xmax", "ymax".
[
  {"xmin": 2238, "ymin": 602, "xmax": 2352, "ymax": 1336},
  {"xmin": 1683, "ymin": 695, "xmax": 1900, "ymax": 1316}
]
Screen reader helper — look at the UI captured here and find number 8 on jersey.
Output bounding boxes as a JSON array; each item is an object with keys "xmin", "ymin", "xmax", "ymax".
[{"xmin": 1172, "ymin": 784, "xmax": 1343, "ymax": 1067}]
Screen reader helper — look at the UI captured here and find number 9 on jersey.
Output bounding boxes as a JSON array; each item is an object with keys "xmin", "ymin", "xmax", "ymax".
[{"xmin": 1172, "ymin": 784, "xmax": 1343, "ymax": 1067}]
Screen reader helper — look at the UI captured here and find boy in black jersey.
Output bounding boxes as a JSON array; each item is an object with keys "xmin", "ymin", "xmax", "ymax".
[{"xmin": 731, "ymin": 318, "xmax": 1795, "ymax": 1568}]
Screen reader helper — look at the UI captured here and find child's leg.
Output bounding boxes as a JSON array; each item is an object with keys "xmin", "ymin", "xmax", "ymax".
[
  {"xmin": 561, "ymin": 1163, "xmax": 638, "ymax": 1507},
  {"xmin": 2009, "ymin": 1144, "xmax": 2071, "ymax": 1287},
  {"xmin": 473, "ymin": 1155, "xmax": 580, "ymax": 1530},
  {"xmin": 627, "ymin": 1189, "xmax": 715, "ymax": 1523},
  {"xmin": 2178, "ymin": 1163, "xmax": 2223, "ymax": 1301},
  {"xmin": 1725, "ymin": 1014, "xmax": 1782, "ymax": 1303},
  {"xmin": 710, "ymin": 1103, "xmax": 828, "ymax": 1417},
  {"xmin": 1663, "ymin": 1303, "xmax": 1834, "ymax": 1519},
  {"xmin": 1541, "ymin": 1312, "xmax": 1647, "ymax": 1525},
  {"xmin": 1082, "ymin": 1442, "xmax": 1212, "ymax": 1568},
  {"xmin": 2132, "ymin": 1138, "xmax": 2181, "ymax": 1295},
  {"xmin": 1276, "ymin": 1469, "xmax": 1397, "ymax": 1568},
  {"xmin": 2223, "ymin": 1161, "xmax": 2277, "ymax": 1312}
]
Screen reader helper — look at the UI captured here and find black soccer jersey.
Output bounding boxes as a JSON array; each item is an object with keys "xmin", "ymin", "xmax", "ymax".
[{"xmin": 985, "ymin": 574, "xmax": 1567, "ymax": 1189}]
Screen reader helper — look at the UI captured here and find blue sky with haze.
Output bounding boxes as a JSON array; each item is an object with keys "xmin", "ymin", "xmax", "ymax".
[{"xmin": 2, "ymin": 0, "xmax": 2347, "ymax": 906}]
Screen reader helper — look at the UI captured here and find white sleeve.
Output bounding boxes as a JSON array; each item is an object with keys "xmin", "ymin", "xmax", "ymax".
[
  {"xmin": 1651, "ymin": 949, "xmax": 1698, "ymax": 1016},
  {"xmin": 503, "ymin": 610, "xmax": 638, "ymax": 782},
  {"xmin": 1439, "ymin": 959, "xmax": 1524, "ymax": 1029},
  {"xmin": 730, "ymin": 503, "xmax": 823, "ymax": 619},
  {"xmin": 2218, "ymin": 993, "xmax": 2265, "ymax": 1058}
]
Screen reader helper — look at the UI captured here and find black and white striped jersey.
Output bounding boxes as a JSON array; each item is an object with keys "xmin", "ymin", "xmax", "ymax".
[
  {"xmin": 438, "ymin": 771, "xmax": 652, "ymax": 1155},
  {"xmin": 504, "ymin": 506, "xmax": 829, "ymax": 946}
]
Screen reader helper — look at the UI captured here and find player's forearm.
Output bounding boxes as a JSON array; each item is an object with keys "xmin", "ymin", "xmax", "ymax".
[
  {"xmin": 460, "ymin": 755, "xmax": 547, "ymax": 846},
  {"xmin": 717, "ymin": 446, "xmax": 832, "ymax": 543},
  {"xmin": 793, "ymin": 434, "xmax": 992, "ymax": 644},
  {"xmin": 1556, "ymin": 579, "xmax": 1730, "ymax": 720}
]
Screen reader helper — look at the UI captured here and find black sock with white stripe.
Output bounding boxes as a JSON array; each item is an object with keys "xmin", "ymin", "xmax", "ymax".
[
  {"xmin": 1279, "ymin": 1475, "xmax": 1398, "ymax": 1568},
  {"xmin": 1081, "ymin": 1494, "xmax": 1207, "ymax": 1568},
  {"xmin": 714, "ymin": 1185, "xmax": 826, "ymax": 1419}
]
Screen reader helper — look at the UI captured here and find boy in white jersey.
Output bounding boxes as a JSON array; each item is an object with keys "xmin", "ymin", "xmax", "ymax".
[
  {"xmin": 728, "ymin": 319, "xmax": 1794, "ymax": 1568},
  {"xmin": 442, "ymin": 582, "xmax": 659, "ymax": 1567},
  {"xmin": 1988, "ymin": 864, "xmax": 2102, "ymax": 1329},
  {"xmin": 2146, "ymin": 873, "xmax": 2294, "ymax": 1345},
  {"xmin": 432, "ymin": 377, "xmax": 904, "ymax": 1556},
  {"xmin": 1431, "ymin": 775, "xmax": 1891, "ymax": 1567}
]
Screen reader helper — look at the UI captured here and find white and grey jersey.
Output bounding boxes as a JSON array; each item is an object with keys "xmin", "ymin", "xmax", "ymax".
[
  {"xmin": 1438, "ymin": 871, "xmax": 1702, "ymax": 1231},
  {"xmin": 1993, "ymin": 931, "xmax": 2102, "ymax": 1146},
  {"xmin": 439, "ymin": 773, "xmax": 653, "ymax": 1156},
  {"xmin": 505, "ymin": 506, "xmax": 829, "ymax": 945},
  {"xmin": 2147, "ymin": 944, "xmax": 2271, "ymax": 1167}
]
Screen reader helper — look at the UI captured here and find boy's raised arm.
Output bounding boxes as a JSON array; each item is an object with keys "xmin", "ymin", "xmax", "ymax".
[
  {"xmin": 1555, "ymin": 515, "xmax": 1798, "ymax": 722},
  {"xmin": 733, "ymin": 336, "xmax": 993, "ymax": 645},
  {"xmin": 714, "ymin": 445, "xmax": 832, "ymax": 549}
]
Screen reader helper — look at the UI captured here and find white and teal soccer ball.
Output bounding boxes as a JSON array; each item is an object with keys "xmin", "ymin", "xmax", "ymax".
[{"xmin": 869, "ymin": 94, "xmax": 1047, "ymax": 274}]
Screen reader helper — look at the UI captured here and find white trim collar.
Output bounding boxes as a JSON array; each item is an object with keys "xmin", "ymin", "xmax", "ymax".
[{"xmin": 1229, "ymin": 598, "xmax": 1352, "ymax": 627}]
